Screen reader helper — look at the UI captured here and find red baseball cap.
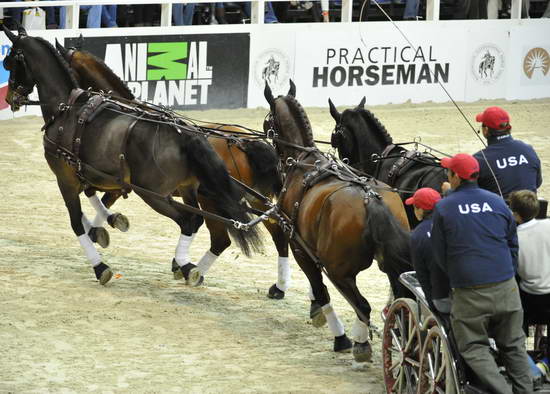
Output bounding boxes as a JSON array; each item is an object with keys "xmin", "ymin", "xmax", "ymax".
[
  {"xmin": 475, "ymin": 106, "xmax": 511, "ymax": 130},
  {"xmin": 441, "ymin": 153, "xmax": 480, "ymax": 180},
  {"xmin": 405, "ymin": 188, "xmax": 441, "ymax": 210}
]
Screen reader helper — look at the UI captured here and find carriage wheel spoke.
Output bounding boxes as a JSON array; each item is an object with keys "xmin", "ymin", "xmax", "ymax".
[{"xmin": 390, "ymin": 329, "xmax": 403, "ymax": 352}]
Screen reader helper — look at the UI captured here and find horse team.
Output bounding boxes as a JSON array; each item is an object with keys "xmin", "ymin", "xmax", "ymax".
[{"xmin": 2, "ymin": 26, "xmax": 445, "ymax": 363}]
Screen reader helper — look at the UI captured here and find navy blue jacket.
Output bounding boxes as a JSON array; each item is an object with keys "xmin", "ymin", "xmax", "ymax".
[
  {"xmin": 431, "ymin": 182, "xmax": 518, "ymax": 288},
  {"xmin": 473, "ymin": 134, "xmax": 542, "ymax": 197},
  {"xmin": 411, "ymin": 216, "xmax": 451, "ymax": 302}
]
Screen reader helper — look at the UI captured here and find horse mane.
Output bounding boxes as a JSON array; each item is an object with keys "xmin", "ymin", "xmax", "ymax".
[
  {"xmin": 77, "ymin": 50, "xmax": 134, "ymax": 99},
  {"xmin": 282, "ymin": 95, "xmax": 314, "ymax": 147},
  {"xmin": 356, "ymin": 107, "xmax": 393, "ymax": 146},
  {"xmin": 34, "ymin": 37, "xmax": 79, "ymax": 88}
]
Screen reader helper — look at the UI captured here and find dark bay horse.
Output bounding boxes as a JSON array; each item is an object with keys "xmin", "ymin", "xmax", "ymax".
[
  {"xmin": 2, "ymin": 27, "xmax": 261, "ymax": 285},
  {"xmin": 54, "ymin": 41, "xmax": 290, "ymax": 298},
  {"xmin": 328, "ymin": 97, "xmax": 447, "ymax": 228},
  {"xmin": 264, "ymin": 82, "xmax": 412, "ymax": 361}
]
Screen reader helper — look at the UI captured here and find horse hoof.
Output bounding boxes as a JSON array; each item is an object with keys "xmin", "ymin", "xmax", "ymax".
[
  {"xmin": 333, "ymin": 334, "xmax": 352, "ymax": 353},
  {"xmin": 89, "ymin": 227, "xmax": 110, "ymax": 249},
  {"xmin": 93, "ymin": 262, "xmax": 113, "ymax": 285},
  {"xmin": 267, "ymin": 284, "xmax": 285, "ymax": 300},
  {"xmin": 108, "ymin": 213, "xmax": 129, "ymax": 232},
  {"xmin": 310, "ymin": 301, "xmax": 326, "ymax": 328},
  {"xmin": 180, "ymin": 262, "xmax": 197, "ymax": 283},
  {"xmin": 188, "ymin": 268, "xmax": 204, "ymax": 287},
  {"xmin": 171, "ymin": 258, "xmax": 184, "ymax": 280},
  {"xmin": 352, "ymin": 341, "xmax": 373, "ymax": 362}
]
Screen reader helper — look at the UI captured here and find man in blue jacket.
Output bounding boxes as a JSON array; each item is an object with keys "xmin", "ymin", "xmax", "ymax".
[
  {"xmin": 474, "ymin": 106, "xmax": 542, "ymax": 198},
  {"xmin": 406, "ymin": 188, "xmax": 451, "ymax": 314},
  {"xmin": 431, "ymin": 153, "xmax": 532, "ymax": 394}
]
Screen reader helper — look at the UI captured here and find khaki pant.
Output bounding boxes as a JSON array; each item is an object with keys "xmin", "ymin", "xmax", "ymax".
[{"xmin": 451, "ymin": 278, "xmax": 533, "ymax": 394}]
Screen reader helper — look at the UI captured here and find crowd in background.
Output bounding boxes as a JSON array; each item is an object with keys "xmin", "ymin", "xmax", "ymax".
[{"xmin": 0, "ymin": 0, "xmax": 549, "ymax": 29}]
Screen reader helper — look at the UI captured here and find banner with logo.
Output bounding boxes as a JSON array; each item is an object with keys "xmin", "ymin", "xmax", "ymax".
[
  {"xmin": 65, "ymin": 33, "xmax": 250, "ymax": 110},
  {"xmin": 247, "ymin": 28, "xmax": 295, "ymax": 109},
  {"xmin": 291, "ymin": 23, "xmax": 468, "ymax": 107},
  {"xmin": 508, "ymin": 24, "xmax": 550, "ymax": 100},
  {"xmin": 464, "ymin": 24, "xmax": 509, "ymax": 102}
]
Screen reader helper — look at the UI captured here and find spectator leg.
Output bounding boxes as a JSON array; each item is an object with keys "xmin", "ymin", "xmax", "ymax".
[
  {"xmin": 101, "ymin": 5, "xmax": 117, "ymax": 27},
  {"xmin": 490, "ymin": 280, "xmax": 532, "ymax": 393},
  {"xmin": 451, "ymin": 286, "xmax": 514, "ymax": 394},
  {"xmin": 265, "ymin": 2, "xmax": 278, "ymax": 22},
  {"xmin": 543, "ymin": 1, "xmax": 550, "ymax": 17},
  {"xmin": 487, "ymin": 0, "xmax": 499, "ymax": 18},
  {"xmin": 272, "ymin": 2, "xmax": 289, "ymax": 22},
  {"xmin": 182, "ymin": 4, "xmax": 196, "ymax": 25},
  {"xmin": 82, "ymin": 5, "xmax": 102, "ymax": 28},
  {"xmin": 403, "ymin": 0, "xmax": 419, "ymax": 19},
  {"xmin": 214, "ymin": 3, "xmax": 227, "ymax": 24},
  {"xmin": 172, "ymin": 3, "xmax": 184, "ymax": 25}
]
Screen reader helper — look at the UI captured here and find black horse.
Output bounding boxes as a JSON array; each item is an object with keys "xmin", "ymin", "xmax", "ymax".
[
  {"xmin": 264, "ymin": 81, "xmax": 412, "ymax": 361},
  {"xmin": 328, "ymin": 97, "xmax": 447, "ymax": 228},
  {"xmin": 53, "ymin": 40, "xmax": 290, "ymax": 296},
  {"xmin": 2, "ymin": 27, "xmax": 261, "ymax": 285}
]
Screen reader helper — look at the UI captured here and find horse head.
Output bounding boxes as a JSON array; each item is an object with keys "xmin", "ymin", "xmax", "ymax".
[
  {"xmin": 264, "ymin": 80, "xmax": 314, "ymax": 161},
  {"xmin": 328, "ymin": 97, "xmax": 392, "ymax": 174},
  {"xmin": 1, "ymin": 28, "xmax": 78, "ymax": 115}
]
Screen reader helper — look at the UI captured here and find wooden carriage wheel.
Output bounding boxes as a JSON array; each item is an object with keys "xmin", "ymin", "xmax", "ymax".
[
  {"xmin": 382, "ymin": 298, "xmax": 423, "ymax": 393},
  {"xmin": 417, "ymin": 326, "xmax": 458, "ymax": 394}
]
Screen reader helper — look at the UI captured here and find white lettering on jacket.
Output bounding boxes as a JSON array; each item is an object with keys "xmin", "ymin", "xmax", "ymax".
[
  {"xmin": 495, "ymin": 155, "xmax": 528, "ymax": 169},
  {"xmin": 458, "ymin": 203, "xmax": 494, "ymax": 214}
]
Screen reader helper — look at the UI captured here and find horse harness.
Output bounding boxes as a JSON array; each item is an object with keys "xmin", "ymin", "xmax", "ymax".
[{"xmin": 275, "ymin": 149, "xmax": 382, "ymax": 264}]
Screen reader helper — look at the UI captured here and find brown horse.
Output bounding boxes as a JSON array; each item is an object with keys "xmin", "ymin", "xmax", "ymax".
[
  {"xmin": 264, "ymin": 81, "xmax": 412, "ymax": 361},
  {"xmin": 54, "ymin": 40, "xmax": 290, "ymax": 297},
  {"xmin": 2, "ymin": 27, "xmax": 261, "ymax": 286}
]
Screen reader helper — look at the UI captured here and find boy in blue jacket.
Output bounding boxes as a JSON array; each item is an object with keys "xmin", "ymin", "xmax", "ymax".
[
  {"xmin": 406, "ymin": 188, "xmax": 451, "ymax": 314},
  {"xmin": 431, "ymin": 153, "xmax": 532, "ymax": 394}
]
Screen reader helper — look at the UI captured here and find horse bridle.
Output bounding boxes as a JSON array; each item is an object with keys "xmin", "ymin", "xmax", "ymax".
[{"xmin": 4, "ymin": 44, "xmax": 40, "ymax": 108}]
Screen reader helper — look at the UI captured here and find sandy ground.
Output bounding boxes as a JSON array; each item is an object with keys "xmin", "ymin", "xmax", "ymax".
[{"xmin": 1, "ymin": 98, "xmax": 549, "ymax": 393}]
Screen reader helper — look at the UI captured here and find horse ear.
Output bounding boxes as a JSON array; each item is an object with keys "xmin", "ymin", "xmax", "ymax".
[
  {"xmin": 76, "ymin": 33, "xmax": 84, "ymax": 50},
  {"xmin": 288, "ymin": 79, "xmax": 296, "ymax": 97},
  {"xmin": 16, "ymin": 21, "xmax": 27, "ymax": 37},
  {"xmin": 358, "ymin": 97, "xmax": 366, "ymax": 108},
  {"xmin": 55, "ymin": 39, "xmax": 68, "ymax": 57},
  {"xmin": 264, "ymin": 81, "xmax": 275, "ymax": 108},
  {"xmin": 328, "ymin": 98, "xmax": 341, "ymax": 123},
  {"xmin": 1, "ymin": 24, "xmax": 17, "ymax": 43}
]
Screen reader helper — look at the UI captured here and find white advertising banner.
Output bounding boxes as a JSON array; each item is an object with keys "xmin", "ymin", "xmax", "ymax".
[
  {"xmin": 247, "ymin": 25, "xmax": 296, "ymax": 108},
  {"xmin": 292, "ymin": 22, "xmax": 468, "ymax": 107},
  {"xmin": 508, "ymin": 23, "xmax": 550, "ymax": 100},
  {"xmin": 464, "ymin": 22, "xmax": 510, "ymax": 102}
]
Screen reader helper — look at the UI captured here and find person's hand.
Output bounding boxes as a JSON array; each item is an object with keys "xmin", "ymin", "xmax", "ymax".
[{"xmin": 441, "ymin": 182, "xmax": 451, "ymax": 193}]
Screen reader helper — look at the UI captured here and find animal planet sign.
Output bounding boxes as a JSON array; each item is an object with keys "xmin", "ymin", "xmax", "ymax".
[{"xmin": 65, "ymin": 34, "xmax": 250, "ymax": 110}]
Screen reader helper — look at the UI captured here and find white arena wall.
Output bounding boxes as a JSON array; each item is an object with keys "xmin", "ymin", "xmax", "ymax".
[{"xmin": 0, "ymin": 19, "xmax": 549, "ymax": 120}]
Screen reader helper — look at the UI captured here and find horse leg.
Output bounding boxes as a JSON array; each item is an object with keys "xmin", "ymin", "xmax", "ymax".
[
  {"xmin": 134, "ymin": 190, "xmax": 200, "ymax": 283},
  {"xmin": 86, "ymin": 189, "xmax": 130, "ymax": 232},
  {"xmin": 293, "ymin": 248, "xmax": 352, "ymax": 352},
  {"xmin": 251, "ymin": 200, "xmax": 290, "ymax": 300},
  {"xmin": 332, "ymin": 276, "xmax": 374, "ymax": 362},
  {"xmin": 58, "ymin": 180, "xmax": 113, "ymax": 285}
]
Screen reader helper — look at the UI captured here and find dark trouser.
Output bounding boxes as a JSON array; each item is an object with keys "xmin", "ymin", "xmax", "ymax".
[
  {"xmin": 519, "ymin": 287, "xmax": 550, "ymax": 333},
  {"xmin": 455, "ymin": 0, "xmax": 488, "ymax": 19},
  {"xmin": 451, "ymin": 278, "xmax": 532, "ymax": 394}
]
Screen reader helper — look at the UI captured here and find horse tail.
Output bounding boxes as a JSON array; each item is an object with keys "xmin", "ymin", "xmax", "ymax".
[
  {"xmin": 362, "ymin": 196, "xmax": 412, "ymax": 298},
  {"xmin": 183, "ymin": 134, "xmax": 263, "ymax": 257},
  {"xmin": 241, "ymin": 140, "xmax": 282, "ymax": 197}
]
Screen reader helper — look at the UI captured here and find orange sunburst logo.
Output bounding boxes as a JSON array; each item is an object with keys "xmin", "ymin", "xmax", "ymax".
[{"xmin": 523, "ymin": 48, "xmax": 550, "ymax": 79}]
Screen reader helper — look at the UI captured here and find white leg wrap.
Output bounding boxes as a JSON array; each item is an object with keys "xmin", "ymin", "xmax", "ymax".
[
  {"xmin": 81, "ymin": 213, "xmax": 92, "ymax": 233},
  {"xmin": 88, "ymin": 194, "xmax": 112, "ymax": 227},
  {"xmin": 78, "ymin": 234, "xmax": 101, "ymax": 267},
  {"xmin": 351, "ymin": 317, "xmax": 370, "ymax": 343},
  {"xmin": 196, "ymin": 250, "xmax": 218, "ymax": 275},
  {"xmin": 175, "ymin": 233, "xmax": 196, "ymax": 266},
  {"xmin": 322, "ymin": 304, "xmax": 345, "ymax": 337},
  {"xmin": 276, "ymin": 256, "xmax": 291, "ymax": 292},
  {"xmin": 309, "ymin": 285, "xmax": 315, "ymax": 301}
]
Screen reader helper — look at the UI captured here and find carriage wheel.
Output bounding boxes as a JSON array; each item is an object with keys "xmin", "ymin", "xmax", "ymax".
[
  {"xmin": 382, "ymin": 298, "xmax": 422, "ymax": 393},
  {"xmin": 417, "ymin": 326, "xmax": 457, "ymax": 394}
]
